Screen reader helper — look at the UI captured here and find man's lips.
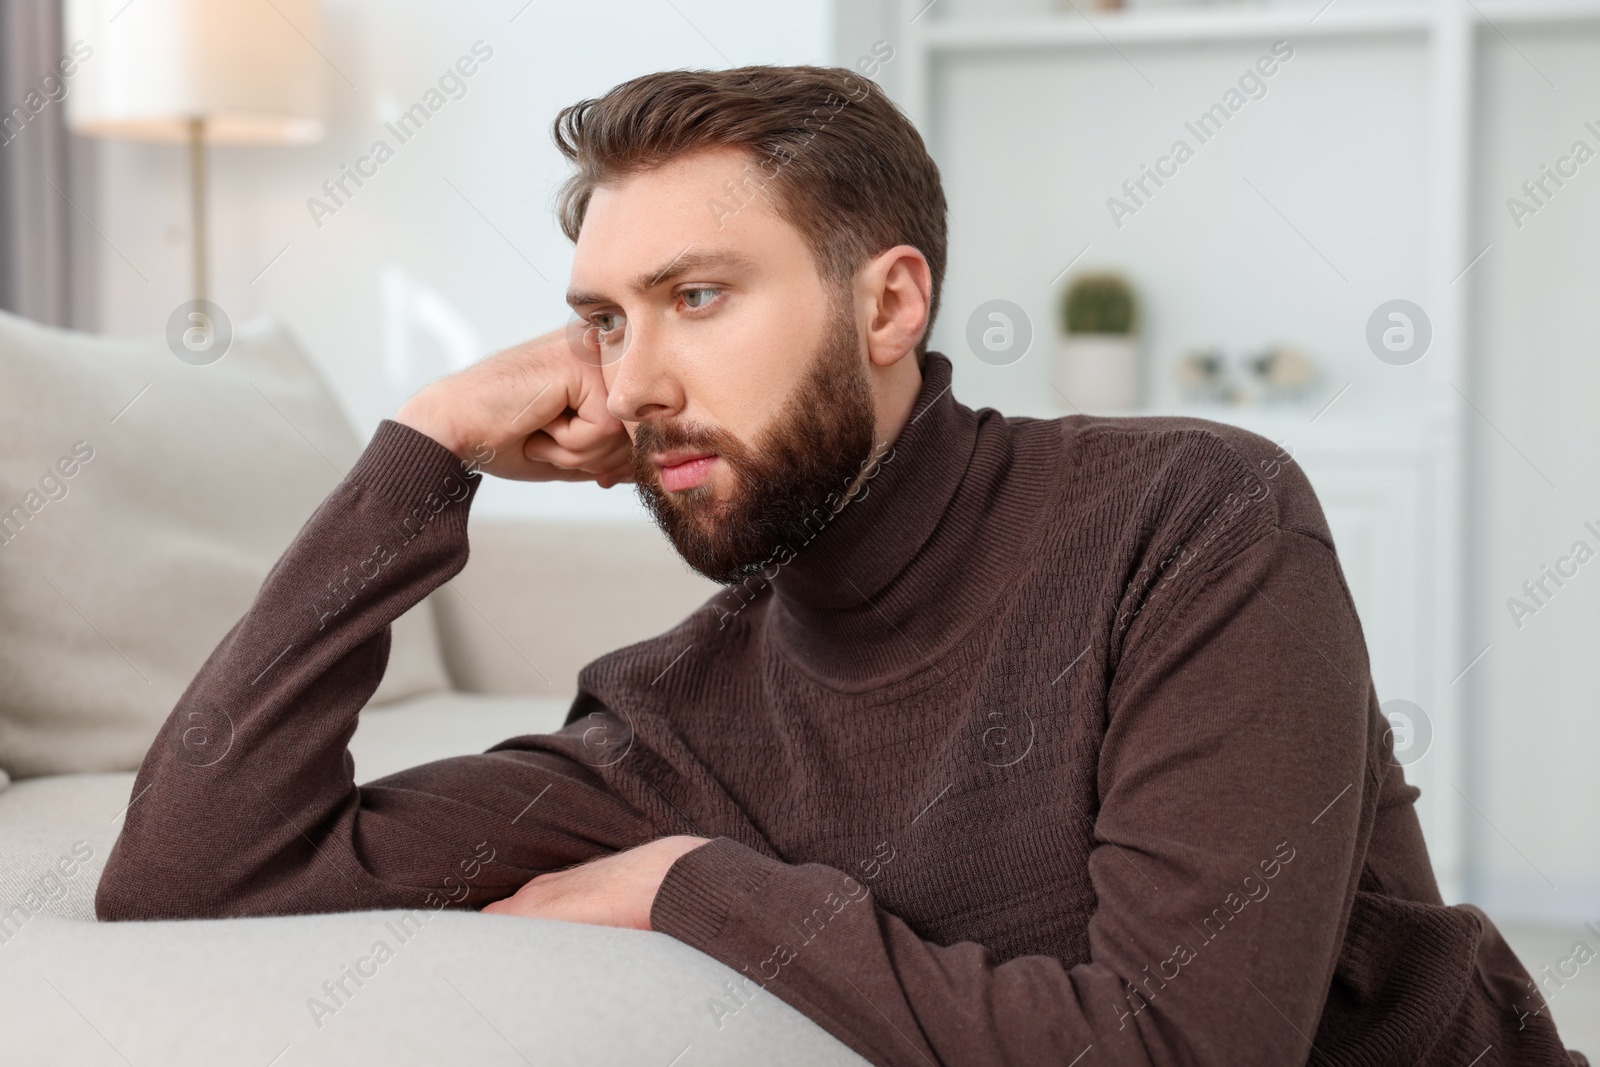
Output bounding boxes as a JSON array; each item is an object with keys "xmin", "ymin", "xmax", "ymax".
[{"xmin": 653, "ymin": 450, "xmax": 718, "ymax": 492}]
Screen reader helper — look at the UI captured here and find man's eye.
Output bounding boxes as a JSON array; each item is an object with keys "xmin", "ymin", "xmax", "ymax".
[
  {"xmin": 592, "ymin": 313, "xmax": 627, "ymax": 347},
  {"xmin": 681, "ymin": 287, "xmax": 719, "ymax": 309}
]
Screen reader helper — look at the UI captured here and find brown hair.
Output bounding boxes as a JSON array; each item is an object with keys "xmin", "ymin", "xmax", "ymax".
[{"xmin": 551, "ymin": 65, "xmax": 948, "ymax": 362}]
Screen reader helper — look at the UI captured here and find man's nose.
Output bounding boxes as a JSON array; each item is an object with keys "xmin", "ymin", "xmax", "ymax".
[{"xmin": 604, "ymin": 321, "xmax": 678, "ymax": 424}]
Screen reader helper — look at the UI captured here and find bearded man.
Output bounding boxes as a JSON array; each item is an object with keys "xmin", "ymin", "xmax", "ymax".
[{"xmin": 97, "ymin": 65, "xmax": 1584, "ymax": 1067}]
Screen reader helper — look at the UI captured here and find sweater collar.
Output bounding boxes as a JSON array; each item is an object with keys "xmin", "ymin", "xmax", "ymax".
[
  {"xmin": 765, "ymin": 352, "xmax": 1053, "ymax": 687},
  {"xmin": 768, "ymin": 352, "xmax": 972, "ymax": 611}
]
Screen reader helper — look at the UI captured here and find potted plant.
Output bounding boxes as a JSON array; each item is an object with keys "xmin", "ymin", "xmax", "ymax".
[{"xmin": 1057, "ymin": 273, "xmax": 1141, "ymax": 410}]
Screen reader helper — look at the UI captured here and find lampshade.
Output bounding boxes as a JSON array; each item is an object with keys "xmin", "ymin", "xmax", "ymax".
[{"xmin": 64, "ymin": 0, "xmax": 326, "ymax": 145}]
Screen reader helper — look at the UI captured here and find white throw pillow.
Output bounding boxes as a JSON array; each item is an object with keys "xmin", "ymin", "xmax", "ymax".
[{"xmin": 0, "ymin": 310, "xmax": 450, "ymax": 779}]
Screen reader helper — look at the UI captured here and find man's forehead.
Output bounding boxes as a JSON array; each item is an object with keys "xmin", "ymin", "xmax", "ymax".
[
  {"xmin": 585, "ymin": 146, "xmax": 760, "ymax": 224},
  {"xmin": 566, "ymin": 151, "xmax": 791, "ymax": 307}
]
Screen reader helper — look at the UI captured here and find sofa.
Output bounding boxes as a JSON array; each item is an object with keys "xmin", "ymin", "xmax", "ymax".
[{"xmin": 0, "ymin": 309, "xmax": 870, "ymax": 1065}]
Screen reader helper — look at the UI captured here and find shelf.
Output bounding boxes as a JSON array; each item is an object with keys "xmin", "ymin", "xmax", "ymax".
[
  {"xmin": 921, "ymin": 7, "xmax": 1430, "ymax": 51},
  {"xmin": 918, "ymin": 1, "xmax": 1600, "ymax": 52},
  {"xmin": 1473, "ymin": 0, "xmax": 1600, "ymax": 23},
  {"xmin": 1134, "ymin": 405, "xmax": 1427, "ymax": 453}
]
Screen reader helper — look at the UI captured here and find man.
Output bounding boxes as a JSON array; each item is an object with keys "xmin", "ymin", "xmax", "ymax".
[{"xmin": 97, "ymin": 65, "xmax": 1583, "ymax": 1066}]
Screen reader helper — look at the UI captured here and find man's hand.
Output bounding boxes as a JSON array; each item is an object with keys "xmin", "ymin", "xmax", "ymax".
[
  {"xmin": 479, "ymin": 836, "xmax": 710, "ymax": 930},
  {"xmin": 393, "ymin": 322, "xmax": 634, "ymax": 487}
]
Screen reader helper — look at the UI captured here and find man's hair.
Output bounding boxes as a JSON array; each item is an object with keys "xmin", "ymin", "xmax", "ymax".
[{"xmin": 551, "ymin": 65, "xmax": 948, "ymax": 363}]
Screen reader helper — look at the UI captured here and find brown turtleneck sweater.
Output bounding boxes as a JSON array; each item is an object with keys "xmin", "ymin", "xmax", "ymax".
[{"xmin": 97, "ymin": 354, "xmax": 1582, "ymax": 1066}]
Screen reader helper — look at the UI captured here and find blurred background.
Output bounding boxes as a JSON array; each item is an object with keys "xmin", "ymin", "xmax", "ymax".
[{"xmin": 1, "ymin": 0, "xmax": 1595, "ymax": 1048}]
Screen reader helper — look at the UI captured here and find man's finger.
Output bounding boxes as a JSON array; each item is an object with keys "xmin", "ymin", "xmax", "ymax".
[
  {"xmin": 544, "ymin": 412, "xmax": 624, "ymax": 454},
  {"xmin": 523, "ymin": 435, "xmax": 594, "ymax": 470},
  {"xmin": 502, "ymin": 376, "xmax": 568, "ymax": 438}
]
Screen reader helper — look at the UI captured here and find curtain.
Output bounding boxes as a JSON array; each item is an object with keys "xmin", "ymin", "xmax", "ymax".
[{"xmin": 0, "ymin": 0, "xmax": 98, "ymax": 329}]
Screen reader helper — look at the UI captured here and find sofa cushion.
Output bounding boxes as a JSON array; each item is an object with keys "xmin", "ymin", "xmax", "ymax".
[
  {"xmin": 345, "ymin": 691, "xmax": 572, "ymax": 784},
  {"xmin": 0, "ymin": 691, "xmax": 572, "ymax": 927},
  {"xmin": 436, "ymin": 515, "xmax": 720, "ymax": 696},
  {"xmin": 0, "ymin": 310, "xmax": 451, "ymax": 779}
]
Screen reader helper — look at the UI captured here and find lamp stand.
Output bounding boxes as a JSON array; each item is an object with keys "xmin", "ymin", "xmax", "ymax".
[{"xmin": 188, "ymin": 117, "xmax": 208, "ymax": 304}]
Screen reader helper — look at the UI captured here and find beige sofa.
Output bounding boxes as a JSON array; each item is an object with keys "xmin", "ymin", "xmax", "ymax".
[{"xmin": 0, "ymin": 310, "xmax": 868, "ymax": 1066}]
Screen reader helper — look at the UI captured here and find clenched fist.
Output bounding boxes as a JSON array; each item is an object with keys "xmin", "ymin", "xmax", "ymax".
[{"xmin": 394, "ymin": 322, "xmax": 634, "ymax": 487}]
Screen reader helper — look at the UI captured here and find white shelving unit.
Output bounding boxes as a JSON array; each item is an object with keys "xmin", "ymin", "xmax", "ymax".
[
  {"xmin": 898, "ymin": 0, "xmax": 1599, "ymax": 84},
  {"xmin": 914, "ymin": 6, "xmax": 1430, "ymax": 58},
  {"xmin": 884, "ymin": 0, "xmax": 1600, "ymax": 903}
]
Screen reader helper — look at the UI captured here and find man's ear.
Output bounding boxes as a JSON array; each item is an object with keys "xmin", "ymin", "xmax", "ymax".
[{"xmin": 857, "ymin": 244, "xmax": 931, "ymax": 369}]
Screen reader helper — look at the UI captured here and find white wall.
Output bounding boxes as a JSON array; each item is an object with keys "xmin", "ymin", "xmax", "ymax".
[
  {"xmin": 1469, "ymin": 23, "xmax": 1600, "ymax": 922},
  {"xmin": 84, "ymin": 0, "xmax": 832, "ymax": 521}
]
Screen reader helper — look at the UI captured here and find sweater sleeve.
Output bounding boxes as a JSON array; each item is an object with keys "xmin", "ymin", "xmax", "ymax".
[
  {"xmin": 97, "ymin": 420, "xmax": 660, "ymax": 922},
  {"xmin": 648, "ymin": 526, "xmax": 1375, "ymax": 1067}
]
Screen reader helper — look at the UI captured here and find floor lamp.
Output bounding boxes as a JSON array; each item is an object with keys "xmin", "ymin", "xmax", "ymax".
[{"xmin": 64, "ymin": 0, "xmax": 326, "ymax": 303}]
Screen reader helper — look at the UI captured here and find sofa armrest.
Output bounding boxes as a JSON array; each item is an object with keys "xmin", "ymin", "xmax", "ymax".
[
  {"xmin": 2, "ymin": 909, "xmax": 870, "ymax": 1066},
  {"xmin": 432, "ymin": 516, "xmax": 719, "ymax": 698}
]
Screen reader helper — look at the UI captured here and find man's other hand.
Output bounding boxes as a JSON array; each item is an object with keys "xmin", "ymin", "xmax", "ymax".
[
  {"xmin": 394, "ymin": 322, "xmax": 634, "ymax": 487},
  {"xmin": 479, "ymin": 835, "xmax": 710, "ymax": 931}
]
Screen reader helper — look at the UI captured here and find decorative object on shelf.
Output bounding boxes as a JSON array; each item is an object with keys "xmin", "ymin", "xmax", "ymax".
[
  {"xmin": 1173, "ymin": 344, "xmax": 1320, "ymax": 407},
  {"xmin": 1057, "ymin": 272, "xmax": 1141, "ymax": 410},
  {"xmin": 1175, "ymin": 347, "xmax": 1240, "ymax": 405},
  {"xmin": 1245, "ymin": 344, "xmax": 1317, "ymax": 403}
]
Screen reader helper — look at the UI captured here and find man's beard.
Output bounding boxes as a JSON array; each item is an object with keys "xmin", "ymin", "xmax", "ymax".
[{"xmin": 631, "ymin": 303, "xmax": 877, "ymax": 585}]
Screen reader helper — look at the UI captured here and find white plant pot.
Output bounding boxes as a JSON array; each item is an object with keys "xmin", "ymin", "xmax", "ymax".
[{"xmin": 1056, "ymin": 333, "xmax": 1142, "ymax": 410}]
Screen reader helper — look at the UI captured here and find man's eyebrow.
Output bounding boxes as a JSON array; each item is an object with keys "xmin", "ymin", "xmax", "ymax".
[{"xmin": 565, "ymin": 248, "xmax": 760, "ymax": 308}]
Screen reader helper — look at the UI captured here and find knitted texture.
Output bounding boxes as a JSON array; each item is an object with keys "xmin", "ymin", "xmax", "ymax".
[{"xmin": 98, "ymin": 355, "xmax": 1584, "ymax": 1066}]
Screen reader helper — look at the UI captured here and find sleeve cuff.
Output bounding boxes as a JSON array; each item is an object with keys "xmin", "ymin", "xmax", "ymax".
[
  {"xmin": 344, "ymin": 419, "xmax": 483, "ymax": 523},
  {"xmin": 650, "ymin": 836, "xmax": 783, "ymax": 947}
]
